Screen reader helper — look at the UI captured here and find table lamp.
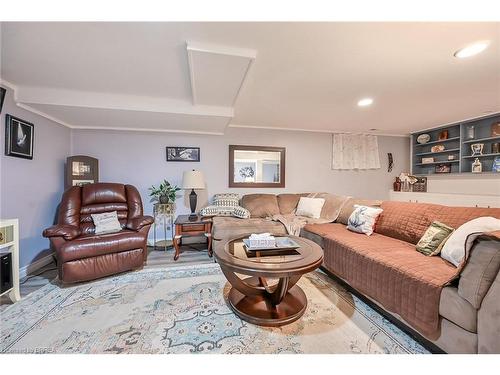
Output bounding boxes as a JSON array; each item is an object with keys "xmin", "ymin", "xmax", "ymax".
[{"xmin": 182, "ymin": 169, "xmax": 205, "ymax": 220}]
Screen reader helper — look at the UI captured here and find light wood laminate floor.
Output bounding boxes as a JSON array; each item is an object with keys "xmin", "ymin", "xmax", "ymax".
[{"xmin": 0, "ymin": 244, "xmax": 214, "ymax": 309}]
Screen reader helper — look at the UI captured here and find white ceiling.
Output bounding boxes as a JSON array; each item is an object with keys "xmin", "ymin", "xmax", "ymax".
[{"xmin": 1, "ymin": 22, "xmax": 499, "ymax": 135}]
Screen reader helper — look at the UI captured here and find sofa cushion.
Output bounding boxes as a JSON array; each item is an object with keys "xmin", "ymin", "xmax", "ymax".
[
  {"xmin": 211, "ymin": 216, "xmax": 287, "ymax": 242},
  {"xmin": 337, "ymin": 197, "xmax": 382, "ymax": 225},
  {"xmin": 58, "ymin": 230, "xmax": 146, "ymax": 263},
  {"xmin": 303, "ymin": 222, "xmax": 460, "ymax": 338},
  {"xmin": 375, "ymin": 201, "xmax": 500, "ymax": 245},
  {"xmin": 458, "ymin": 235, "xmax": 500, "ymax": 309},
  {"xmin": 277, "ymin": 193, "xmax": 307, "ymax": 215},
  {"xmin": 82, "ymin": 183, "xmax": 127, "ymax": 206},
  {"xmin": 439, "ymin": 286, "xmax": 477, "ymax": 333},
  {"xmin": 310, "ymin": 193, "xmax": 350, "ymax": 222},
  {"xmin": 241, "ymin": 194, "xmax": 280, "ymax": 218}
]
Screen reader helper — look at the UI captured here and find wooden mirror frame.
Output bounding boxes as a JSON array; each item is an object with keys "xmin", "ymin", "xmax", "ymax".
[{"xmin": 229, "ymin": 145, "xmax": 286, "ymax": 188}]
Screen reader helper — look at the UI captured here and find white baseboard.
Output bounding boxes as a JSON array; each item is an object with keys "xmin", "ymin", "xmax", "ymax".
[{"xmin": 19, "ymin": 253, "xmax": 55, "ymax": 279}]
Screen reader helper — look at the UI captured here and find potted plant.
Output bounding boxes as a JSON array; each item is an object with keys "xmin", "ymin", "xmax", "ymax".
[{"xmin": 149, "ymin": 179, "xmax": 181, "ymax": 204}]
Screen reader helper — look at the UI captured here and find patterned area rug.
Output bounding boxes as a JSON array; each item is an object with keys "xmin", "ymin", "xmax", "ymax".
[{"xmin": 0, "ymin": 263, "xmax": 429, "ymax": 354}]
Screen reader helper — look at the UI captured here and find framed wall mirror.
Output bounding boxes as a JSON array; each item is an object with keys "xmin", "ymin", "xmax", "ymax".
[{"xmin": 229, "ymin": 145, "xmax": 286, "ymax": 188}]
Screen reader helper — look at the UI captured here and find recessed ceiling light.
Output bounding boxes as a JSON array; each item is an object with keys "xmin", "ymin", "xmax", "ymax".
[
  {"xmin": 454, "ymin": 41, "xmax": 489, "ymax": 59},
  {"xmin": 357, "ymin": 98, "xmax": 374, "ymax": 107}
]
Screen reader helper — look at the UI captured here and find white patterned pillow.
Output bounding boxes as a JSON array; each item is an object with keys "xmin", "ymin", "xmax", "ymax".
[
  {"xmin": 233, "ymin": 206, "xmax": 251, "ymax": 219},
  {"xmin": 200, "ymin": 205, "xmax": 233, "ymax": 217},
  {"xmin": 347, "ymin": 205, "xmax": 383, "ymax": 236},
  {"xmin": 213, "ymin": 193, "xmax": 240, "ymax": 207},
  {"xmin": 91, "ymin": 211, "xmax": 122, "ymax": 235},
  {"xmin": 200, "ymin": 194, "xmax": 250, "ymax": 219}
]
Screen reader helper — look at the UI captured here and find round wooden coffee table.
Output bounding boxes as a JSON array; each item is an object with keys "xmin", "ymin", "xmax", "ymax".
[{"xmin": 214, "ymin": 235, "xmax": 323, "ymax": 327}]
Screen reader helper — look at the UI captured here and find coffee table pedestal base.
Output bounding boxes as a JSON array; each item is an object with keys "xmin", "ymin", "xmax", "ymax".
[{"xmin": 227, "ymin": 276, "xmax": 307, "ymax": 327}]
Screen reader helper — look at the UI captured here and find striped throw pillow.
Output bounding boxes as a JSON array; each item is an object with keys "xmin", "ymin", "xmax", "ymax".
[
  {"xmin": 213, "ymin": 193, "xmax": 240, "ymax": 207},
  {"xmin": 200, "ymin": 194, "xmax": 250, "ymax": 219}
]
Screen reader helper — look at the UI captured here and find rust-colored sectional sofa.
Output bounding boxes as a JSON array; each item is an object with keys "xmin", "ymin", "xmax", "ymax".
[{"xmin": 210, "ymin": 193, "xmax": 500, "ymax": 353}]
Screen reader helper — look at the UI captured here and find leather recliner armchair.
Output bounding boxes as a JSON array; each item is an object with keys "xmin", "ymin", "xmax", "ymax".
[{"xmin": 43, "ymin": 183, "xmax": 154, "ymax": 283}]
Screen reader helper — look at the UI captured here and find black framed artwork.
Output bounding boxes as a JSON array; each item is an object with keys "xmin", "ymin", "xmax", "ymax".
[
  {"xmin": 5, "ymin": 114, "xmax": 34, "ymax": 160},
  {"xmin": 0, "ymin": 87, "xmax": 6, "ymax": 114},
  {"xmin": 166, "ymin": 147, "xmax": 200, "ymax": 162}
]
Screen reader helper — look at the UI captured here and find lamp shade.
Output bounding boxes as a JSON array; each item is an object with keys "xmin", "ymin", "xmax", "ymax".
[{"xmin": 182, "ymin": 170, "xmax": 205, "ymax": 189}]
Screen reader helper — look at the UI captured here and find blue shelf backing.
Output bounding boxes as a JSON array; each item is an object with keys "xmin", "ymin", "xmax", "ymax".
[{"xmin": 411, "ymin": 113, "xmax": 500, "ymax": 176}]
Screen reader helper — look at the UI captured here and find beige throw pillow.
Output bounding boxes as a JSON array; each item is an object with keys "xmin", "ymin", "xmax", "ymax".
[
  {"xmin": 416, "ymin": 221, "xmax": 455, "ymax": 256},
  {"xmin": 295, "ymin": 197, "xmax": 326, "ymax": 219},
  {"xmin": 91, "ymin": 211, "xmax": 122, "ymax": 235}
]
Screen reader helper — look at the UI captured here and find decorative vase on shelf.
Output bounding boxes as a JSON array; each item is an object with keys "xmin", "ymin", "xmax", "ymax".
[
  {"xmin": 472, "ymin": 158, "xmax": 482, "ymax": 173},
  {"xmin": 471, "ymin": 143, "xmax": 484, "ymax": 156},
  {"xmin": 493, "ymin": 156, "xmax": 500, "ymax": 172},
  {"xmin": 465, "ymin": 125, "xmax": 475, "ymax": 140},
  {"xmin": 393, "ymin": 177, "xmax": 401, "ymax": 192}
]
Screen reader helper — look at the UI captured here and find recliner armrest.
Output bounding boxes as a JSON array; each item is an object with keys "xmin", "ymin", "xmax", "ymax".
[
  {"xmin": 127, "ymin": 215, "xmax": 154, "ymax": 231},
  {"xmin": 43, "ymin": 224, "xmax": 81, "ymax": 240}
]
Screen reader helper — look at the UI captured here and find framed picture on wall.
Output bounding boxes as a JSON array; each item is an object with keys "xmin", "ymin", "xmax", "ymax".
[
  {"xmin": 5, "ymin": 114, "xmax": 34, "ymax": 160},
  {"xmin": 166, "ymin": 147, "xmax": 200, "ymax": 162},
  {"xmin": 0, "ymin": 87, "xmax": 6, "ymax": 113}
]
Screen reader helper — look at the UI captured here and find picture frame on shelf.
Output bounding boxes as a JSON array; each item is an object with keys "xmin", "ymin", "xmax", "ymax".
[
  {"xmin": 438, "ymin": 130, "xmax": 449, "ymax": 140},
  {"xmin": 65, "ymin": 155, "xmax": 99, "ymax": 189},
  {"xmin": 4, "ymin": 114, "xmax": 34, "ymax": 160},
  {"xmin": 435, "ymin": 163, "xmax": 451, "ymax": 174},
  {"xmin": 422, "ymin": 157, "xmax": 434, "ymax": 164},
  {"xmin": 166, "ymin": 147, "xmax": 200, "ymax": 162},
  {"xmin": 492, "ymin": 122, "xmax": 500, "ymax": 137}
]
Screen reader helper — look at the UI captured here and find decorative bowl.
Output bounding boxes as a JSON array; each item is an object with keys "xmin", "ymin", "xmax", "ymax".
[
  {"xmin": 431, "ymin": 144, "xmax": 445, "ymax": 153},
  {"xmin": 416, "ymin": 134, "xmax": 431, "ymax": 144}
]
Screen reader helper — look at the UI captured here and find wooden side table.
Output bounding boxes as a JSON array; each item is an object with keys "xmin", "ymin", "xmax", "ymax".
[{"xmin": 173, "ymin": 215, "xmax": 212, "ymax": 261}]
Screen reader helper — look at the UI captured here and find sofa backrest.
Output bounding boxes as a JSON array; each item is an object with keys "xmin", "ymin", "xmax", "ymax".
[
  {"xmin": 277, "ymin": 193, "xmax": 309, "ymax": 214},
  {"xmin": 241, "ymin": 194, "xmax": 280, "ymax": 218},
  {"xmin": 58, "ymin": 183, "xmax": 144, "ymax": 235},
  {"xmin": 375, "ymin": 201, "xmax": 500, "ymax": 244},
  {"xmin": 241, "ymin": 193, "xmax": 309, "ymax": 217}
]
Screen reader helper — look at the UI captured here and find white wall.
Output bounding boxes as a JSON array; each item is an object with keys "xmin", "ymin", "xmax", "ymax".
[
  {"xmin": 0, "ymin": 86, "xmax": 71, "ymax": 268},
  {"xmin": 71, "ymin": 127, "xmax": 410, "ymax": 217},
  {"xmin": 426, "ymin": 175, "xmax": 500, "ymax": 196}
]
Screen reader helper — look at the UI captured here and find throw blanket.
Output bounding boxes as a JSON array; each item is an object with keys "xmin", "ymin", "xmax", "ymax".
[
  {"xmin": 304, "ymin": 223, "xmax": 460, "ymax": 339},
  {"xmin": 273, "ymin": 193, "xmax": 349, "ymax": 235},
  {"xmin": 271, "ymin": 214, "xmax": 321, "ymax": 236}
]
